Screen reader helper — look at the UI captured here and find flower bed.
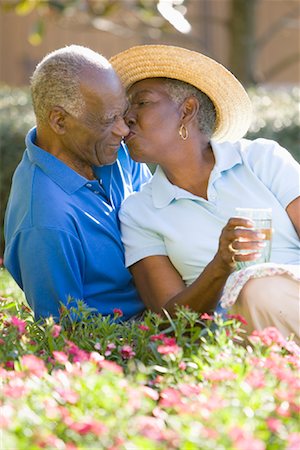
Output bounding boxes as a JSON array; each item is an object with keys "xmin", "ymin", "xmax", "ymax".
[{"xmin": 0, "ymin": 269, "xmax": 299, "ymax": 449}]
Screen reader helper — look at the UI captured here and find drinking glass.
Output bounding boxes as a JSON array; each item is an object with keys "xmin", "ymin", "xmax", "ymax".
[{"xmin": 234, "ymin": 207, "xmax": 272, "ymax": 270}]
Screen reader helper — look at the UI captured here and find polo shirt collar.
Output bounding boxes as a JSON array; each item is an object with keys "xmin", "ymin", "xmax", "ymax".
[
  {"xmin": 211, "ymin": 140, "xmax": 242, "ymax": 173},
  {"xmin": 26, "ymin": 127, "xmax": 102, "ymax": 195},
  {"xmin": 151, "ymin": 140, "xmax": 242, "ymax": 208}
]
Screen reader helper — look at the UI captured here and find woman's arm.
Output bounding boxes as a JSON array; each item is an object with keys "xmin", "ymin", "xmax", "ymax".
[
  {"xmin": 286, "ymin": 196, "xmax": 300, "ymax": 238},
  {"xmin": 130, "ymin": 217, "xmax": 265, "ymax": 315}
]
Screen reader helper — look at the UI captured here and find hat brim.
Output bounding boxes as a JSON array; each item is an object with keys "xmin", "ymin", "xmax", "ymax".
[{"xmin": 110, "ymin": 45, "xmax": 252, "ymax": 142}]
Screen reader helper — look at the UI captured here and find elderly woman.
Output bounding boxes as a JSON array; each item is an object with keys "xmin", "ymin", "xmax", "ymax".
[{"xmin": 110, "ymin": 45, "xmax": 300, "ymax": 341}]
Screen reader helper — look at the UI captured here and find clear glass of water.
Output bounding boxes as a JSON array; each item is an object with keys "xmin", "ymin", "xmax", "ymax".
[{"xmin": 234, "ymin": 208, "xmax": 272, "ymax": 270}]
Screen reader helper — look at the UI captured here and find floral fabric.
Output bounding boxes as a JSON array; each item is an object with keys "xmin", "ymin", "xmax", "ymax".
[{"xmin": 220, "ymin": 263, "xmax": 300, "ymax": 308}]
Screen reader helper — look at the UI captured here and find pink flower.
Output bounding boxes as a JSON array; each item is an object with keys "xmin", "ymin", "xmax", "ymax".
[
  {"xmin": 179, "ymin": 361, "xmax": 186, "ymax": 370},
  {"xmin": 105, "ymin": 342, "xmax": 116, "ymax": 356},
  {"xmin": 203, "ymin": 368, "xmax": 237, "ymax": 382},
  {"xmin": 51, "ymin": 324, "xmax": 61, "ymax": 338},
  {"xmin": 157, "ymin": 343, "xmax": 180, "ymax": 355},
  {"xmin": 69, "ymin": 418, "xmax": 107, "ymax": 436},
  {"xmin": 53, "ymin": 351, "xmax": 69, "ymax": 364},
  {"xmin": 159, "ymin": 388, "xmax": 182, "ymax": 408},
  {"xmin": 20, "ymin": 354, "xmax": 46, "ymax": 377},
  {"xmin": 94, "ymin": 342, "xmax": 101, "ymax": 350},
  {"xmin": 120, "ymin": 344, "xmax": 135, "ymax": 359},
  {"xmin": 136, "ymin": 416, "xmax": 164, "ymax": 441},
  {"xmin": 200, "ymin": 313, "xmax": 214, "ymax": 320},
  {"xmin": 226, "ymin": 313, "xmax": 248, "ymax": 325},
  {"xmin": 98, "ymin": 360, "xmax": 123, "ymax": 374},
  {"xmin": 138, "ymin": 324, "xmax": 150, "ymax": 331},
  {"xmin": 65, "ymin": 341, "xmax": 89, "ymax": 363},
  {"xmin": 140, "ymin": 386, "xmax": 159, "ymax": 401},
  {"xmin": 89, "ymin": 351, "xmax": 105, "ymax": 364},
  {"xmin": 10, "ymin": 316, "xmax": 26, "ymax": 334},
  {"xmin": 113, "ymin": 308, "xmax": 123, "ymax": 317},
  {"xmin": 266, "ymin": 417, "xmax": 282, "ymax": 433},
  {"xmin": 250, "ymin": 327, "xmax": 286, "ymax": 347},
  {"xmin": 56, "ymin": 387, "xmax": 79, "ymax": 404},
  {"xmin": 287, "ymin": 433, "xmax": 300, "ymax": 450},
  {"xmin": 245, "ymin": 370, "xmax": 266, "ymax": 389},
  {"xmin": 229, "ymin": 427, "xmax": 265, "ymax": 450}
]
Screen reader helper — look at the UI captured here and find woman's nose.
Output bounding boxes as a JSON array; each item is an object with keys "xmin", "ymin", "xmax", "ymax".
[{"xmin": 124, "ymin": 109, "xmax": 136, "ymax": 127}]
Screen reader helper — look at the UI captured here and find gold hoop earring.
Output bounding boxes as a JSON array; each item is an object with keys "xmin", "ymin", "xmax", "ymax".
[{"xmin": 179, "ymin": 124, "xmax": 188, "ymax": 140}]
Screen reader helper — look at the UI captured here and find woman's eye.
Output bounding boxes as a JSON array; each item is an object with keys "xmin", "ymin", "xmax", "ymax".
[{"xmin": 134, "ymin": 99, "xmax": 149, "ymax": 106}]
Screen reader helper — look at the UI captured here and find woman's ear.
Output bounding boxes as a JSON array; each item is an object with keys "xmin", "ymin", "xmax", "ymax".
[
  {"xmin": 180, "ymin": 96, "xmax": 199, "ymax": 125},
  {"xmin": 48, "ymin": 106, "xmax": 68, "ymax": 135}
]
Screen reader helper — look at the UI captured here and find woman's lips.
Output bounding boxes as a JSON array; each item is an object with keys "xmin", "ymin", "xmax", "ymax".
[{"xmin": 124, "ymin": 131, "xmax": 135, "ymax": 143}]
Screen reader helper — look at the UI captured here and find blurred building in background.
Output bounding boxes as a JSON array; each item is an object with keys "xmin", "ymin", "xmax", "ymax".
[{"xmin": 0, "ymin": 0, "xmax": 299, "ymax": 87}]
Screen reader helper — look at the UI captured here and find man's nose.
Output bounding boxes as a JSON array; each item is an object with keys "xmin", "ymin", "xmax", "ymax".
[{"xmin": 114, "ymin": 117, "xmax": 130, "ymax": 136}]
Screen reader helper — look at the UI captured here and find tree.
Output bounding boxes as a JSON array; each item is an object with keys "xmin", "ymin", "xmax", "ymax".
[{"xmin": 1, "ymin": 0, "xmax": 299, "ymax": 85}]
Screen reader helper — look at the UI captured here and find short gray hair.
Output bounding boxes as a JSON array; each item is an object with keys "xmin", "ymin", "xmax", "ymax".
[
  {"xmin": 30, "ymin": 45, "xmax": 111, "ymax": 124},
  {"xmin": 163, "ymin": 78, "xmax": 216, "ymax": 138}
]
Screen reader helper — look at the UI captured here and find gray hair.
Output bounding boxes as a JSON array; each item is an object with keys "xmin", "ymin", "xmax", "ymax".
[
  {"xmin": 163, "ymin": 78, "xmax": 216, "ymax": 138},
  {"xmin": 30, "ymin": 45, "xmax": 111, "ymax": 124}
]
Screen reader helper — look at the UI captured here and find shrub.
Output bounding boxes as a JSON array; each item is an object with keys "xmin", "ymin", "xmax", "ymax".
[
  {"xmin": 0, "ymin": 85, "xmax": 299, "ymax": 256},
  {"xmin": 0, "ymin": 86, "xmax": 35, "ymax": 255},
  {"xmin": 0, "ymin": 268, "xmax": 300, "ymax": 449}
]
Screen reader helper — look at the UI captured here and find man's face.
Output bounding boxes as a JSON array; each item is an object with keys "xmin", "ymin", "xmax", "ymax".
[{"xmin": 62, "ymin": 67, "xmax": 129, "ymax": 170}]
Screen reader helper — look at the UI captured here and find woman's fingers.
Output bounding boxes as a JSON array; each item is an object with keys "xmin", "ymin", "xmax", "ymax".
[{"xmin": 218, "ymin": 217, "xmax": 267, "ymax": 266}]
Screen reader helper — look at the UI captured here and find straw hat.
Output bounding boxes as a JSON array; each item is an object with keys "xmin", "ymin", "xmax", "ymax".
[{"xmin": 110, "ymin": 45, "xmax": 252, "ymax": 142}]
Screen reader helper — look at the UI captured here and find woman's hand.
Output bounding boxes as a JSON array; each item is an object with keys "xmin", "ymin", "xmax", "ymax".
[{"xmin": 216, "ymin": 217, "xmax": 267, "ymax": 270}]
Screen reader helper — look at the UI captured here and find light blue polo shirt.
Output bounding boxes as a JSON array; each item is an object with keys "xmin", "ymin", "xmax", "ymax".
[
  {"xmin": 120, "ymin": 138, "xmax": 300, "ymax": 287},
  {"xmin": 4, "ymin": 127, "xmax": 151, "ymax": 321}
]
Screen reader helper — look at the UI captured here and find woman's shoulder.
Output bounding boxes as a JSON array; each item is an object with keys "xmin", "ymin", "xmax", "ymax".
[{"xmin": 121, "ymin": 178, "xmax": 153, "ymax": 212}]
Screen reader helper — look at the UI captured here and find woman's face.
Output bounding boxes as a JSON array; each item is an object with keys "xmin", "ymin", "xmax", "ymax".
[{"xmin": 124, "ymin": 78, "xmax": 182, "ymax": 164}]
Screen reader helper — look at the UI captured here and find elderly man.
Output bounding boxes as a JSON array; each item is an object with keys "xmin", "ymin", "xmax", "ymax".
[{"xmin": 4, "ymin": 45, "xmax": 151, "ymax": 321}]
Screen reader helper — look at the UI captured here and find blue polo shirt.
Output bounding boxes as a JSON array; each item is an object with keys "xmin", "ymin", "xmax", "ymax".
[{"xmin": 4, "ymin": 127, "xmax": 151, "ymax": 321}]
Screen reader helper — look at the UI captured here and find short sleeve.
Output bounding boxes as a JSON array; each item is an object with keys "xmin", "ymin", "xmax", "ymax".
[
  {"xmin": 119, "ymin": 202, "xmax": 167, "ymax": 267},
  {"xmin": 244, "ymin": 139, "xmax": 300, "ymax": 208}
]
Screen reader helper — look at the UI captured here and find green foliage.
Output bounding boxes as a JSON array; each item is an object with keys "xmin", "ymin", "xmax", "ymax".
[
  {"xmin": 0, "ymin": 86, "xmax": 35, "ymax": 254},
  {"xmin": 0, "ymin": 268, "xmax": 299, "ymax": 449},
  {"xmin": 0, "ymin": 85, "xmax": 299, "ymax": 256},
  {"xmin": 247, "ymin": 86, "xmax": 300, "ymax": 162}
]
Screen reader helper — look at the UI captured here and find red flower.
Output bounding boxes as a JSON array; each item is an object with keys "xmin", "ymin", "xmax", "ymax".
[
  {"xmin": 113, "ymin": 308, "xmax": 123, "ymax": 317},
  {"xmin": 138, "ymin": 324, "xmax": 150, "ymax": 331},
  {"xmin": 150, "ymin": 334, "xmax": 165, "ymax": 342},
  {"xmin": 120, "ymin": 344, "xmax": 135, "ymax": 359},
  {"xmin": 200, "ymin": 313, "xmax": 214, "ymax": 320},
  {"xmin": 226, "ymin": 314, "xmax": 248, "ymax": 325}
]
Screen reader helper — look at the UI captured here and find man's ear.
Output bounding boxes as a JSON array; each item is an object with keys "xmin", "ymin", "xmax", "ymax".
[
  {"xmin": 180, "ymin": 96, "xmax": 199, "ymax": 125},
  {"xmin": 48, "ymin": 106, "xmax": 68, "ymax": 135}
]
